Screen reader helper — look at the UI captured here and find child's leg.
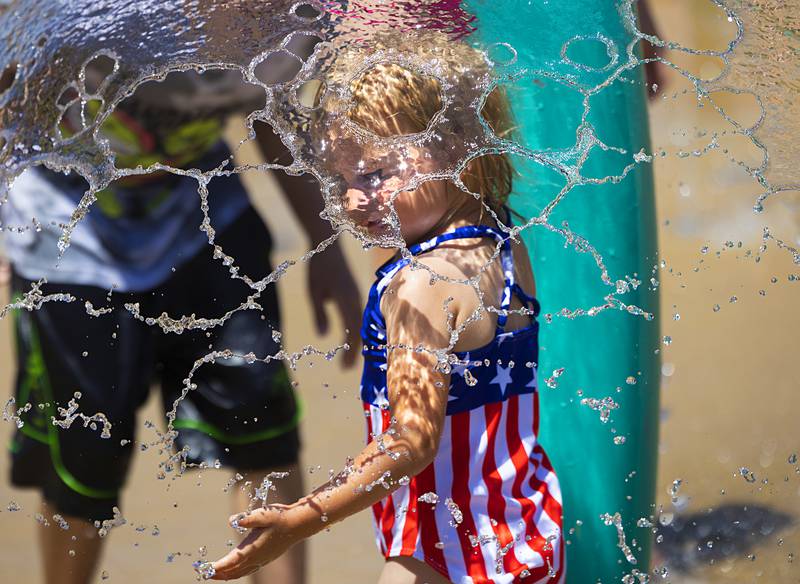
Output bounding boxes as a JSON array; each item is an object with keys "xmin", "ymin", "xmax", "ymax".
[
  {"xmin": 38, "ymin": 501, "xmax": 104, "ymax": 584},
  {"xmin": 379, "ymin": 557, "xmax": 452, "ymax": 584}
]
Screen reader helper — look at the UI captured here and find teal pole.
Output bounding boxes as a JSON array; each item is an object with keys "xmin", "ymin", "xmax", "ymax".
[{"xmin": 465, "ymin": 2, "xmax": 660, "ymax": 581}]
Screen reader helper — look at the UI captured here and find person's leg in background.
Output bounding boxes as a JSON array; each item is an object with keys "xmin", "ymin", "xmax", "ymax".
[
  {"xmin": 8, "ymin": 273, "xmax": 153, "ymax": 584},
  {"xmin": 378, "ymin": 557, "xmax": 451, "ymax": 584},
  {"xmin": 230, "ymin": 465, "xmax": 306, "ymax": 584},
  {"xmin": 37, "ymin": 500, "xmax": 103, "ymax": 584},
  {"xmin": 160, "ymin": 207, "xmax": 306, "ymax": 584}
]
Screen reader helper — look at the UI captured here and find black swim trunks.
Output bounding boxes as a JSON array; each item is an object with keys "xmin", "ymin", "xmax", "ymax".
[{"xmin": 8, "ymin": 207, "xmax": 300, "ymax": 521}]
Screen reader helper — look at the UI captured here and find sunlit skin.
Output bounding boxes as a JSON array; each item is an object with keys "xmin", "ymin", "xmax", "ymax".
[{"xmin": 210, "ymin": 143, "xmax": 538, "ymax": 582}]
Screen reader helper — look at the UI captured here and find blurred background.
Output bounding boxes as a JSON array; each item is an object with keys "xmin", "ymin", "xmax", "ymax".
[{"xmin": 1, "ymin": 0, "xmax": 798, "ymax": 582}]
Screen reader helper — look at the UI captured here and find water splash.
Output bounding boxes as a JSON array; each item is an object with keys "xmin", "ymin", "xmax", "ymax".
[
  {"xmin": 600, "ymin": 511, "xmax": 638, "ymax": 565},
  {"xmin": 2, "ymin": 397, "xmax": 31, "ymax": 428},
  {"xmin": 51, "ymin": 391, "xmax": 113, "ymax": 439},
  {"xmin": 0, "ymin": 1, "xmax": 797, "ymax": 578},
  {"xmin": 94, "ymin": 506, "xmax": 126, "ymax": 538},
  {"xmin": 445, "ymin": 497, "xmax": 464, "ymax": 526}
]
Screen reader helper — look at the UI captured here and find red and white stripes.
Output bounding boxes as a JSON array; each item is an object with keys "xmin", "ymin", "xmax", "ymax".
[{"xmin": 364, "ymin": 393, "xmax": 564, "ymax": 583}]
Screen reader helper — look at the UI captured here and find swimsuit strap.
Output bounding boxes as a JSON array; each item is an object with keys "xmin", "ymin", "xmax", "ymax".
[
  {"xmin": 378, "ymin": 224, "xmax": 505, "ymax": 278},
  {"xmin": 393, "ymin": 225, "xmax": 537, "ymax": 334},
  {"xmin": 491, "ymin": 240, "xmax": 541, "ymax": 333},
  {"xmin": 494, "ymin": 235, "xmax": 516, "ymax": 334},
  {"xmin": 408, "ymin": 224, "xmax": 506, "ymax": 255}
]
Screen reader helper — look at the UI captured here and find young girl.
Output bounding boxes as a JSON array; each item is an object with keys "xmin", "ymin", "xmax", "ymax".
[{"xmin": 209, "ymin": 35, "xmax": 564, "ymax": 583}]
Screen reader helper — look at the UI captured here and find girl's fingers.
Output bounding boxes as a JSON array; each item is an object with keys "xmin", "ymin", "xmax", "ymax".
[
  {"xmin": 210, "ymin": 562, "xmax": 254, "ymax": 581},
  {"xmin": 209, "ymin": 549, "xmax": 246, "ymax": 580},
  {"xmin": 211, "ymin": 554, "xmax": 262, "ymax": 581},
  {"xmin": 210, "ymin": 534, "xmax": 264, "ymax": 581},
  {"xmin": 228, "ymin": 510, "xmax": 263, "ymax": 529}
]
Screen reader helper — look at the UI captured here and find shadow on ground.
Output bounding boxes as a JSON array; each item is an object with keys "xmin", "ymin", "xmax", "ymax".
[{"xmin": 655, "ymin": 503, "xmax": 794, "ymax": 573}]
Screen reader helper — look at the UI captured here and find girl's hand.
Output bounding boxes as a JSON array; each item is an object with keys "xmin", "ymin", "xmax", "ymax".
[{"xmin": 209, "ymin": 506, "xmax": 300, "ymax": 581}]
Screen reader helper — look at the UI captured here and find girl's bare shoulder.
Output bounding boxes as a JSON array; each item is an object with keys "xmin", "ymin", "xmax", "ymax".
[
  {"xmin": 388, "ymin": 245, "xmax": 482, "ymax": 296},
  {"xmin": 379, "ymin": 244, "xmax": 488, "ymax": 330}
]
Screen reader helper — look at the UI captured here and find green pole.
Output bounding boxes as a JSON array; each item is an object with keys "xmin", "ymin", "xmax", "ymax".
[{"xmin": 465, "ymin": 2, "xmax": 660, "ymax": 581}]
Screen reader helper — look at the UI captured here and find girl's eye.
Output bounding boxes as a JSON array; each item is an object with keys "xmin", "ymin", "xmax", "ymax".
[{"xmin": 358, "ymin": 169, "xmax": 385, "ymax": 188}]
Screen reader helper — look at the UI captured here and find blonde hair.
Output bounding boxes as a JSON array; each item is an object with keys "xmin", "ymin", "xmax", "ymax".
[{"xmin": 318, "ymin": 33, "xmax": 515, "ymax": 215}]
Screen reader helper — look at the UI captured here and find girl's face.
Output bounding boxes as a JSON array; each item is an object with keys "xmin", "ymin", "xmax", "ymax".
[{"xmin": 325, "ymin": 137, "xmax": 451, "ymax": 245}]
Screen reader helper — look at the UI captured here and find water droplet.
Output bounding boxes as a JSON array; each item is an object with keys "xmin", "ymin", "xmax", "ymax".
[
  {"xmin": 463, "ymin": 369, "xmax": 478, "ymax": 387},
  {"xmin": 193, "ymin": 561, "xmax": 215, "ymax": 579},
  {"xmin": 418, "ymin": 492, "xmax": 439, "ymax": 505},
  {"xmin": 740, "ymin": 467, "xmax": 757, "ymax": 483}
]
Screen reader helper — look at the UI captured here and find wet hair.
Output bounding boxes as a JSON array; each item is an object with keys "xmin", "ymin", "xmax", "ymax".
[{"xmin": 319, "ymin": 34, "xmax": 515, "ymax": 216}]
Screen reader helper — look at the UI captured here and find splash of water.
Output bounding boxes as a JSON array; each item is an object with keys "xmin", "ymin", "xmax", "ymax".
[
  {"xmin": 0, "ymin": 4, "xmax": 797, "ymax": 578},
  {"xmin": 601, "ymin": 511, "xmax": 639, "ymax": 565}
]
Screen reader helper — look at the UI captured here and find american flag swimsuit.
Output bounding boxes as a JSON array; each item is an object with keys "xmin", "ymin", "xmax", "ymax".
[{"xmin": 360, "ymin": 225, "xmax": 565, "ymax": 583}]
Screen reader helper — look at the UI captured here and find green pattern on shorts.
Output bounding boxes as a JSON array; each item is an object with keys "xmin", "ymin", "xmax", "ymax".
[
  {"xmin": 173, "ymin": 367, "xmax": 303, "ymax": 445},
  {"xmin": 11, "ymin": 307, "xmax": 118, "ymax": 499}
]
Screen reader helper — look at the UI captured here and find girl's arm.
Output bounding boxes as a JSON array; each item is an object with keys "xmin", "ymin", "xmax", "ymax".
[{"xmin": 209, "ymin": 267, "xmax": 454, "ymax": 581}]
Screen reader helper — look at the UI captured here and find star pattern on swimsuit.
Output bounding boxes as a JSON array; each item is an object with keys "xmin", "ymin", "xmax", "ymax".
[
  {"xmin": 490, "ymin": 363, "xmax": 513, "ymax": 396},
  {"xmin": 373, "ymin": 385, "xmax": 389, "ymax": 407},
  {"xmin": 450, "ymin": 352, "xmax": 471, "ymax": 378},
  {"xmin": 361, "ymin": 225, "xmax": 542, "ymax": 415}
]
